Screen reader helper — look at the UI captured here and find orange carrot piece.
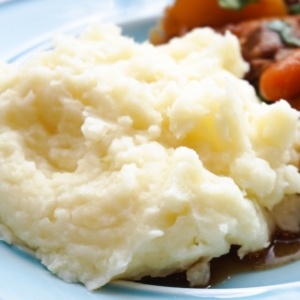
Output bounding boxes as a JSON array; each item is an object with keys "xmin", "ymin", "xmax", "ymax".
[
  {"xmin": 162, "ymin": 0, "xmax": 287, "ymax": 40},
  {"xmin": 260, "ymin": 49, "xmax": 300, "ymax": 101}
]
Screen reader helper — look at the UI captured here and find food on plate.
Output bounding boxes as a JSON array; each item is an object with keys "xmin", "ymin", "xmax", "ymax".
[
  {"xmin": 139, "ymin": 228, "xmax": 300, "ymax": 288},
  {"xmin": 150, "ymin": 0, "xmax": 288, "ymax": 44},
  {"xmin": 150, "ymin": 0, "xmax": 300, "ymax": 109},
  {"xmin": 1, "ymin": 22, "xmax": 300, "ymax": 290},
  {"xmin": 260, "ymin": 49, "xmax": 300, "ymax": 101},
  {"xmin": 220, "ymin": 15, "xmax": 300, "ymax": 108}
]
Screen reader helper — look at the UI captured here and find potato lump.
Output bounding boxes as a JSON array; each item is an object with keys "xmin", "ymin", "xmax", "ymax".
[{"xmin": 0, "ymin": 23, "xmax": 300, "ymax": 290}]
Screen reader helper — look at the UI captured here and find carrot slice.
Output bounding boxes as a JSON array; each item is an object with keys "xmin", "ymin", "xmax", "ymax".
[
  {"xmin": 162, "ymin": 0, "xmax": 287, "ymax": 40},
  {"xmin": 260, "ymin": 49, "xmax": 300, "ymax": 101}
]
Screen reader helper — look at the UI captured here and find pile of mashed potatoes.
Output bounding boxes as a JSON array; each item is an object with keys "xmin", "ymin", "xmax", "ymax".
[{"xmin": 0, "ymin": 23, "xmax": 300, "ymax": 290}]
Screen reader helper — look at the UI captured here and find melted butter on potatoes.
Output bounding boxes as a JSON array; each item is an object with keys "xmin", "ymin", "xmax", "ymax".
[{"xmin": 0, "ymin": 23, "xmax": 300, "ymax": 290}]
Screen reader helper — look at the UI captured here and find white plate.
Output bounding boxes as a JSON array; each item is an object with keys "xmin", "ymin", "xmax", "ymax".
[{"xmin": 1, "ymin": 1, "xmax": 300, "ymax": 299}]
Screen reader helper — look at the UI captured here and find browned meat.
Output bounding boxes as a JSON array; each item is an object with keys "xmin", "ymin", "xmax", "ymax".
[{"xmin": 221, "ymin": 20, "xmax": 283, "ymax": 60}]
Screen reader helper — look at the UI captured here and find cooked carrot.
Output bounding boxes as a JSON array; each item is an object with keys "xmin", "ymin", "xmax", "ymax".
[
  {"xmin": 260, "ymin": 49, "xmax": 300, "ymax": 101},
  {"xmin": 162, "ymin": 0, "xmax": 287, "ymax": 41}
]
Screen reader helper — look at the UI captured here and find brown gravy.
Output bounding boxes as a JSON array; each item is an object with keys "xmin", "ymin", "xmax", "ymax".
[{"xmin": 137, "ymin": 230, "xmax": 300, "ymax": 288}]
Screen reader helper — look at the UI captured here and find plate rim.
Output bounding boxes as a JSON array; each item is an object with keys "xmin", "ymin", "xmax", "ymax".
[{"xmin": 2, "ymin": 1, "xmax": 300, "ymax": 299}]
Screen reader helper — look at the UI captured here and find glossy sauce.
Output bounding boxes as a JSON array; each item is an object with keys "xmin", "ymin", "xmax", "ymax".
[{"xmin": 137, "ymin": 230, "xmax": 300, "ymax": 288}]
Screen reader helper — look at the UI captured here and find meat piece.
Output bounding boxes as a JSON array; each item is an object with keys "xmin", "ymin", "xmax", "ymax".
[
  {"xmin": 242, "ymin": 26, "xmax": 283, "ymax": 60},
  {"xmin": 221, "ymin": 20, "xmax": 284, "ymax": 60}
]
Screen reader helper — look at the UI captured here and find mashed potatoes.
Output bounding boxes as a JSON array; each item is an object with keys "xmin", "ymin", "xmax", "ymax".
[{"xmin": 0, "ymin": 23, "xmax": 300, "ymax": 290}]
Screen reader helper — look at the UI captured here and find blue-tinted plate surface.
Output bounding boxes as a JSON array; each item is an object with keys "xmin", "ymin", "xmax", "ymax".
[{"xmin": 1, "ymin": 1, "xmax": 300, "ymax": 299}]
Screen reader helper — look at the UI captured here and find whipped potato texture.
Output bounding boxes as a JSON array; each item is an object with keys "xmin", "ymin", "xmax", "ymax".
[{"xmin": 0, "ymin": 23, "xmax": 300, "ymax": 290}]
